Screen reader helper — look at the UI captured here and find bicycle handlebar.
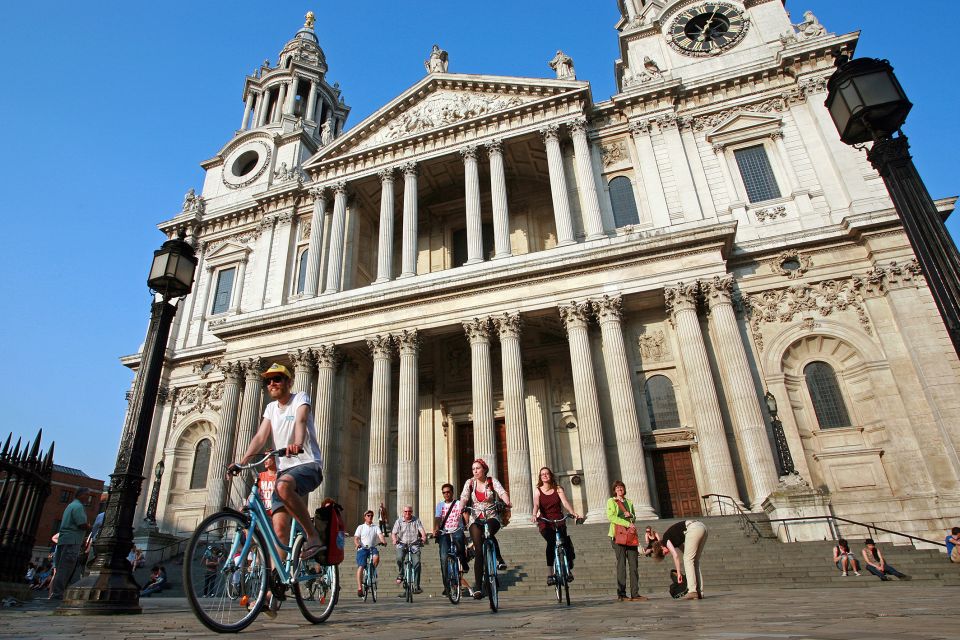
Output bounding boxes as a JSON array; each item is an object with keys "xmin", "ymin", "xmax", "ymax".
[
  {"xmin": 227, "ymin": 448, "xmax": 288, "ymax": 474},
  {"xmin": 537, "ymin": 514, "xmax": 586, "ymax": 525}
]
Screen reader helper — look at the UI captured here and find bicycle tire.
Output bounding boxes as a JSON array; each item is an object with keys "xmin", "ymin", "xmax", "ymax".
[
  {"xmin": 362, "ymin": 565, "xmax": 369, "ymax": 603},
  {"xmin": 554, "ymin": 551, "xmax": 563, "ymax": 603},
  {"xmin": 485, "ymin": 541, "xmax": 499, "ymax": 613},
  {"xmin": 445, "ymin": 555, "xmax": 461, "ymax": 604},
  {"xmin": 184, "ymin": 511, "xmax": 269, "ymax": 634},
  {"xmin": 370, "ymin": 564, "xmax": 377, "ymax": 603},
  {"xmin": 291, "ymin": 536, "xmax": 339, "ymax": 624},
  {"xmin": 404, "ymin": 557, "xmax": 414, "ymax": 603},
  {"xmin": 559, "ymin": 549, "xmax": 570, "ymax": 606}
]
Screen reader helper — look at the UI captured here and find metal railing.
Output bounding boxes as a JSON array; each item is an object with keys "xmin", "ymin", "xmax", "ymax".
[
  {"xmin": 0, "ymin": 431, "xmax": 54, "ymax": 585},
  {"xmin": 767, "ymin": 515, "xmax": 947, "ymax": 549},
  {"xmin": 700, "ymin": 494, "xmax": 769, "ymax": 542}
]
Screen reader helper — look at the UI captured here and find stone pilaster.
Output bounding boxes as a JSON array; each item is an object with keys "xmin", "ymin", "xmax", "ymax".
[
  {"xmin": 395, "ymin": 329, "xmax": 420, "ymax": 511},
  {"xmin": 461, "ymin": 145, "xmax": 484, "ymax": 265},
  {"xmin": 629, "ymin": 120, "xmax": 671, "ymax": 228},
  {"xmin": 241, "ymin": 92, "xmax": 254, "ymax": 130},
  {"xmin": 486, "ymin": 139, "xmax": 512, "ymax": 259},
  {"xmin": 540, "ymin": 124, "xmax": 575, "ymax": 246},
  {"xmin": 206, "ymin": 361, "xmax": 243, "ymax": 511},
  {"xmin": 302, "ymin": 187, "xmax": 327, "ymax": 297},
  {"xmin": 464, "ymin": 318, "xmax": 497, "ymax": 477},
  {"xmin": 374, "ymin": 169, "xmax": 396, "ymax": 283},
  {"xmin": 305, "ymin": 81, "xmax": 318, "ymax": 123},
  {"xmin": 665, "ymin": 282, "xmax": 741, "ymax": 508},
  {"xmin": 493, "ymin": 312, "xmax": 533, "ymax": 523},
  {"xmin": 233, "ymin": 357, "xmax": 264, "ymax": 487},
  {"xmin": 323, "ymin": 181, "xmax": 348, "ymax": 294},
  {"xmin": 366, "ymin": 335, "xmax": 393, "ymax": 512},
  {"xmin": 558, "ymin": 301, "xmax": 610, "ymax": 519},
  {"xmin": 568, "ymin": 117, "xmax": 605, "ymax": 240},
  {"xmin": 593, "ymin": 295, "xmax": 656, "ymax": 516},
  {"xmin": 289, "ymin": 348, "xmax": 316, "ymax": 396},
  {"xmin": 400, "ymin": 162, "xmax": 419, "ymax": 278},
  {"xmin": 704, "ymin": 277, "xmax": 780, "ymax": 507},
  {"xmin": 310, "ymin": 344, "xmax": 339, "ymax": 513}
]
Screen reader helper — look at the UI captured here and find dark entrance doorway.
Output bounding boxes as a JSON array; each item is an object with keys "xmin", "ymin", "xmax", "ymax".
[
  {"xmin": 651, "ymin": 448, "xmax": 702, "ymax": 518},
  {"xmin": 455, "ymin": 419, "xmax": 509, "ymax": 491}
]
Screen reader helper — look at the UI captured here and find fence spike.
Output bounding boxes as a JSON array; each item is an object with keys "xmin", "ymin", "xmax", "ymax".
[
  {"xmin": 1, "ymin": 433, "xmax": 10, "ymax": 457},
  {"xmin": 12, "ymin": 437, "xmax": 22, "ymax": 460}
]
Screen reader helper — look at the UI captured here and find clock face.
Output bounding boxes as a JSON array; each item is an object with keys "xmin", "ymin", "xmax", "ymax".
[{"xmin": 668, "ymin": 2, "xmax": 748, "ymax": 57}]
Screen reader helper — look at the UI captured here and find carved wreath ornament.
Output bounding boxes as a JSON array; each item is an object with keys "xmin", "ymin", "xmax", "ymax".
[{"xmin": 768, "ymin": 250, "xmax": 811, "ymax": 280}]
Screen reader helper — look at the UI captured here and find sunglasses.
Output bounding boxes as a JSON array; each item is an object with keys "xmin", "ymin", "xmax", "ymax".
[{"xmin": 264, "ymin": 376, "xmax": 286, "ymax": 385}]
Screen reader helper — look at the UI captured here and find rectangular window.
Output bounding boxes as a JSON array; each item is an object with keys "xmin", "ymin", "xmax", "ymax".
[
  {"xmin": 734, "ymin": 144, "xmax": 782, "ymax": 203},
  {"xmin": 210, "ymin": 267, "xmax": 236, "ymax": 315},
  {"xmin": 60, "ymin": 489, "xmax": 71, "ymax": 503}
]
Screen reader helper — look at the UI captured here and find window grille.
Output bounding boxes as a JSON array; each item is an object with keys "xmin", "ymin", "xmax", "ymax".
[
  {"xmin": 645, "ymin": 375, "xmax": 681, "ymax": 430},
  {"xmin": 189, "ymin": 439, "xmax": 212, "ymax": 490},
  {"xmin": 608, "ymin": 176, "xmax": 640, "ymax": 227},
  {"xmin": 734, "ymin": 145, "xmax": 782, "ymax": 203},
  {"xmin": 804, "ymin": 361, "xmax": 852, "ymax": 428}
]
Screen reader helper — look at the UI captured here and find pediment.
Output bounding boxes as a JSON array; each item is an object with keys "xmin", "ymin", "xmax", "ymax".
[
  {"xmin": 304, "ymin": 73, "xmax": 588, "ymax": 167},
  {"xmin": 705, "ymin": 112, "xmax": 782, "ymax": 143},
  {"xmin": 205, "ymin": 240, "xmax": 250, "ymax": 265}
]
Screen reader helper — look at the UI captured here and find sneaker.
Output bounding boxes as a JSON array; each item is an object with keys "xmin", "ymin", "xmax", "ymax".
[
  {"xmin": 497, "ymin": 561, "xmax": 507, "ymax": 570},
  {"xmin": 546, "ymin": 575, "xmax": 556, "ymax": 586},
  {"xmin": 357, "ymin": 589, "xmax": 363, "ymax": 598},
  {"xmin": 841, "ymin": 571, "xmax": 848, "ymax": 576},
  {"xmin": 395, "ymin": 575, "xmax": 403, "ymax": 585},
  {"xmin": 899, "ymin": 573, "xmax": 912, "ymax": 581},
  {"xmin": 473, "ymin": 590, "xmax": 484, "ymax": 600},
  {"xmin": 441, "ymin": 588, "xmax": 449, "ymax": 596},
  {"xmin": 262, "ymin": 593, "xmax": 280, "ymax": 618},
  {"xmin": 568, "ymin": 573, "xmax": 574, "ymax": 583},
  {"xmin": 413, "ymin": 586, "xmax": 422, "ymax": 594},
  {"xmin": 854, "ymin": 571, "xmax": 861, "ymax": 576}
]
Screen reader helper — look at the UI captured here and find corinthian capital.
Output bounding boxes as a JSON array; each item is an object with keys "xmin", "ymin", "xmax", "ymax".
[
  {"xmin": 308, "ymin": 185, "xmax": 327, "ymax": 200},
  {"xmin": 558, "ymin": 301, "xmax": 592, "ymax": 330},
  {"xmin": 240, "ymin": 357, "xmax": 264, "ymax": 379},
  {"xmin": 312, "ymin": 343, "xmax": 340, "ymax": 369},
  {"xmin": 492, "ymin": 312, "xmax": 522, "ymax": 339},
  {"xmin": 401, "ymin": 161, "xmax": 419, "ymax": 178},
  {"xmin": 703, "ymin": 275, "xmax": 735, "ymax": 308},
  {"xmin": 485, "ymin": 139, "xmax": 504, "ymax": 156},
  {"xmin": 664, "ymin": 282, "xmax": 700, "ymax": 317},
  {"xmin": 217, "ymin": 360, "xmax": 244, "ymax": 381},
  {"xmin": 331, "ymin": 180, "xmax": 347, "ymax": 196},
  {"xmin": 539, "ymin": 123, "xmax": 560, "ymax": 143},
  {"xmin": 289, "ymin": 348, "xmax": 316, "ymax": 370},
  {"xmin": 459, "ymin": 145, "xmax": 479, "ymax": 162},
  {"xmin": 568, "ymin": 116, "xmax": 589, "ymax": 136},
  {"xmin": 592, "ymin": 294, "xmax": 623, "ymax": 324},
  {"xmin": 366, "ymin": 334, "xmax": 393, "ymax": 359},
  {"xmin": 394, "ymin": 329, "xmax": 420, "ymax": 355},
  {"xmin": 462, "ymin": 317, "xmax": 491, "ymax": 343},
  {"xmin": 628, "ymin": 119, "xmax": 651, "ymax": 136},
  {"xmin": 377, "ymin": 167, "xmax": 395, "ymax": 183}
]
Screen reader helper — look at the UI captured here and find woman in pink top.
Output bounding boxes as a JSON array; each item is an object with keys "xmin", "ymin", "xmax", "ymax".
[{"xmin": 459, "ymin": 458, "xmax": 511, "ymax": 599}]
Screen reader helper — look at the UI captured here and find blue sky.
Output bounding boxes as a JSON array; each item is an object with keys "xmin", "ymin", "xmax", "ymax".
[{"xmin": 0, "ymin": 1, "xmax": 956, "ymax": 482}]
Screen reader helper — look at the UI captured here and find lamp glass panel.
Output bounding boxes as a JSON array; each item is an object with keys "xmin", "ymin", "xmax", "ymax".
[
  {"xmin": 175, "ymin": 254, "xmax": 196, "ymax": 288},
  {"xmin": 856, "ymin": 71, "xmax": 903, "ymax": 106},
  {"xmin": 828, "ymin": 97, "xmax": 851, "ymax": 135},
  {"xmin": 149, "ymin": 253, "xmax": 168, "ymax": 281},
  {"xmin": 839, "ymin": 82, "xmax": 864, "ymax": 113}
]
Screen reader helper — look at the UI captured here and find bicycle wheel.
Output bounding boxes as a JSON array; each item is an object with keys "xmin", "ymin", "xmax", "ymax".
[
  {"xmin": 370, "ymin": 563, "xmax": 377, "ymax": 603},
  {"xmin": 445, "ymin": 555, "xmax": 461, "ymax": 604},
  {"xmin": 361, "ymin": 565, "xmax": 369, "ymax": 603},
  {"xmin": 404, "ymin": 558, "xmax": 414, "ymax": 603},
  {"xmin": 558, "ymin": 549, "xmax": 570, "ymax": 606},
  {"xmin": 485, "ymin": 541, "xmax": 499, "ymax": 613},
  {"xmin": 553, "ymin": 553, "xmax": 563, "ymax": 604},
  {"xmin": 291, "ymin": 536, "xmax": 339, "ymax": 624},
  {"xmin": 184, "ymin": 511, "xmax": 269, "ymax": 633}
]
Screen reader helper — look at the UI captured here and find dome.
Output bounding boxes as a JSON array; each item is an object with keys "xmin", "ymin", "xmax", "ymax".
[{"xmin": 278, "ymin": 12, "xmax": 327, "ymax": 72}]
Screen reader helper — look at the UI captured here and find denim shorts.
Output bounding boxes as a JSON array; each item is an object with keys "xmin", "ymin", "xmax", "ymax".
[
  {"xmin": 271, "ymin": 462, "xmax": 323, "ymax": 513},
  {"xmin": 356, "ymin": 546, "xmax": 379, "ymax": 567}
]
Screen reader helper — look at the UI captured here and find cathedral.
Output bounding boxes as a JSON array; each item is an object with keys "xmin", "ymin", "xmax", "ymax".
[{"xmin": 132, "ymin": 1, "xmax": 960, "ymax": 542}]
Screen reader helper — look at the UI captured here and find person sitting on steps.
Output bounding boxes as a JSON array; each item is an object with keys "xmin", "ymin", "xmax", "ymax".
[
  {"xmin": 833, "ymin": 538, "xmax": 860, "ymax": 576},
  {"xmin": 861, "ymin": 538, "xmax": 910, "ymax": 581}
]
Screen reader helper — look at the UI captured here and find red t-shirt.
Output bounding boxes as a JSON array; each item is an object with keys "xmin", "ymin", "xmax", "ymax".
[{"xmin": 258, "ymin": 470, "xmax": 276, "ymax": 515}]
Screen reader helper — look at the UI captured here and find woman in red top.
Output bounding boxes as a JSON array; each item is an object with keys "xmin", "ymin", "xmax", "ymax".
[
  {"xmin": 459, "ymin": 458, "xmax": 511, "ymax": 599},
  {"xmin": 531, "ymin": 466, "xmax": 581, "ymax": 585}
]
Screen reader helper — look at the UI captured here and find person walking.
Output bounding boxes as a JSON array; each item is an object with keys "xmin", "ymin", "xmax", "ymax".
[
  {"xmin": 531, "ymin": 466, "xmax": 580, "ymax": 585},
  {"xmin": 606, "ymin": 480, "xmax": 645, "ymax": 602},
  {"xmin": 651, "ymin": 520, "xmax": 709, "ymax": 600},
  {"xmin": 49, "ymin": 486, "xmax": 91, "ymax": 600}
]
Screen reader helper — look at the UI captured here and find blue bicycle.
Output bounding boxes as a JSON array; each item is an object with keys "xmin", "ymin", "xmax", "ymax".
[
  {"xmin": 184, "ymin": 450, "xmax": 339, "ymax": 633},
  {"xmin": 537, "ymin": 514, "xmax": 582, "ymax": 606},
  {"xmin": 466, "ymin": 505, "xmax": 502, "ymax": 613},
  {"xmin": 437, "ymin": 528, "xmax": 464, "ymax": 604}
]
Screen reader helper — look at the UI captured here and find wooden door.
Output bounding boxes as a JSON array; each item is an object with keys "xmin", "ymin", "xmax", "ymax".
[
  {"xmin": 651, "ymin": 448, "xmax": 702, "ymax": 518},
  {"xmin": 456, "ymin": 420, "xmax": 509, "ymax": 493}
]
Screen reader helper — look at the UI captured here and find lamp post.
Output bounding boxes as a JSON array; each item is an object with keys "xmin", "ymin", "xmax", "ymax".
[
  {"xmin": 764, "ymin": 391, "xmax": 796, "ymax": 477},
  {"xmin": 143, "ymin": 460, "xmax": 165, "ymax": 526},
  {"xmin": 59, "ymin": 233, "xmax": 196, "ymax": 615},
  {"xmin": 825, "ymin": 56, "xmax": 960, "ymax": 356}
]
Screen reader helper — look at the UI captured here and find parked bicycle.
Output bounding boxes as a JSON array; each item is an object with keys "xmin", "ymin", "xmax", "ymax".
[
  {"xmin": 436, "ymin": 528, "xmax": 465, "ymax": 604},
  {"xmin": 397, "ymin": 541, "xmax": 423, "ymax": 602},
  {"xmin": 466, "ymin": 505, "xmax": 502, "ymax": 612},
  {"xmin": 537, "ymin": 514, "xmax": 583, "ymax": 606},
  {"xmin": 183, "ymin": 449, "xmax": 339, "ymax": 633}
]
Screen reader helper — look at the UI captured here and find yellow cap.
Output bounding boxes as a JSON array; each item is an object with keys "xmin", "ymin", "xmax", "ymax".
[{"xmin": 261, "ymin": 363, "xmax": 293, "ymax": 380}]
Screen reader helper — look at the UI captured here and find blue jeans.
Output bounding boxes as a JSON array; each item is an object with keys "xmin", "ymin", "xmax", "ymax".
[
  {"xmin": 396, "ymin": 544, "xmax": 421, "ymax": 588},
  {"xmin": 866, "ymin": 563, "xmax": 904, "ymax": 579},
  {"xmin": 438, "ymin": 529, "xmax": 468, "ymax": 572}
]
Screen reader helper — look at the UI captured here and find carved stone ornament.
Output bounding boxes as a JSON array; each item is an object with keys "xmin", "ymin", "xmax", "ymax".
[
  {"xmin": 273, "ymin": 162, "xmax": 306, "ymax": 184},
  {"xmin": 852, "ymin": 260, "xmax": 924, "ymax": 298},
  {"xmin": 548, "ymin": 50, "xmax": 576, "ymax": 80},
  {"xmin": 593, "ymin": 295, "xmax": 623, "ymax": 324},
  {"xmin": 628, "ymin": 119, "xmax": 651, "ymax": 136},
  {"xmin": 299, "ymin": 219, "xmax": 311, "ymax": 240},
  {"xmin": 181, "ymin": 188, "xmax": 206, "ymax": 215},
  {"xmin": 463, "ymin": 317, "xmax": 492, "ymax": 343},
  {"xmin": 493, "ymin": 312, "xmax": 522, "ymax": 339},
  {"xmin": 394, "ymin": 329, "xmax": 420, "ymax": 355},
  {"xmin": 642, "ymin": 429, "xmax": 696, "ymax": 447},
  {"xmin": 744, "ymin": 279, "xmax": 872, "ymax": 351},
  {"xmin": 638, "ymin": 330, "xmax": 669, "ymax": 362},
  {"xmin": 192, "ymin": 357, "xmax": 223, "ymax": 379},
  {"xmin": 692, "ymin": 95, "xmax": 794, "ymax": 131},
  {"xmin": 599, "ymin": 141, "xmax": 627, "ymax": 167},
  {"xmin": 792, "ymin": 10, "xmax": 827, "ymax": 41},
  {"xmin": 754, "ymin": 205, "xmax": 787, "ymax": 222},
  {"xmin": 459, "ymin": 145, "xmax": 479, "ymax": 162},
  {"xmin": 558, "ymin": 301, "xmax": 592, "ymax": 330},
  {"xmin": 424, "ymin": 44, "xmax": 449, "ymax": 74},
  {"xmin": 539, "ymin": 123, "xmax": 561, "ymax": 143},
  {"xmin": 289, "ymin": 348, "xmax": 315, "ymax": 370},
  {"xmin": 176, "ymin": 381, "xmax": 224, "ymax": 416},
  {"xmin": 622, "ymin": 56, "xmax": 664, "ymax": 89},
  {"xmin": 664, "ymin": 282, "xmax": 700, "ymax": 318},
  {"xmin": 367, "ymin": 334, "xmax": 393, "ymax": 359},
  {"xmin": 703, "ymin": 275, "xmax": 735, "ymax": 308},
  {"xmin": 312, "ymin": 343, "xmax": 341, "ymax": 368},
  {"xmin": 768, "ymin": 250, "xmax": 812, "ymax": 280}
]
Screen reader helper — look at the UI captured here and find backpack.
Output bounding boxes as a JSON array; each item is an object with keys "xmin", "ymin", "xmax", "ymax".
[
  {"xmin": 669, "ymin": 569, "xmax": 688, "ymax": 599},
  {"xmin": 312, "ymin": 502, "xmax": 346, "ymax": 565}
]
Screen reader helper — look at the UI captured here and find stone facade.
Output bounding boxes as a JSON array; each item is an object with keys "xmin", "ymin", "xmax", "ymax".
[{"xmin": 129, "ymin": 4, "xmax": 960, "ymax": 540}]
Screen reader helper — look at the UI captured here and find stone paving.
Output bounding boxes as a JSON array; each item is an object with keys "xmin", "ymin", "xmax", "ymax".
[{"xmin": 1, "ymin": 584, "xmax": 956, "ymax": 639}]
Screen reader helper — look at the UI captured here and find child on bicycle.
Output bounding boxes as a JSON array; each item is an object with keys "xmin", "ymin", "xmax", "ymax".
[{"xmin": 355, "ymin": 510, "xmax": 385, "ymax": 597}]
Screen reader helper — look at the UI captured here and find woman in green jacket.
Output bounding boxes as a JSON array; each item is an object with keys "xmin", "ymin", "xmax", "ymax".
[{"xmin": 606, "ymin": 480, "xmax": 646, "ymax": 601}]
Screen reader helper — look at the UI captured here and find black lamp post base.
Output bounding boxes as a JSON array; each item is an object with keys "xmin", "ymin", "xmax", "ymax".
[{"xmin": 56, "ymin": 569, "xmax": 142, "ymax": 615}]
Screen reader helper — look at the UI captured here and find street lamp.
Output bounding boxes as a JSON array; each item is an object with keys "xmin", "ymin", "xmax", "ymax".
[
  {"xmin": 59, "ymin": 233, "xmax": 196, "ymax": 615},
  {"xmin": 826, "ymin": 55, "xmax": 960, "ymax": 356},
  {"xmin": 143, "ymin": 459, "xmax": 165, "ymax": 525},
  {"xmin": 764, "ymin": 390, "xmax": 796, "ymax": 476}
]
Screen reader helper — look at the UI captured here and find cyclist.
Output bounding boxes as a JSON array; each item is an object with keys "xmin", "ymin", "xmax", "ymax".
[
  {"xmin": 229, "ymin": 362, "xmax": 325, "ymax": 616},
  {"xmin": 433, "ymin": 483, "xmax": 469, "ymax": 597},
  {"xmin": 354, "ymin": 510, "xmax": 385, "ymax": 598},
  {"xmin": 531, "ymin": 466, "xmax": 580, "ymax": 585},
  {"xmin": 459, "ymin": 458, "xmax": 512, "ymax": 599},
  {"xmin": 391, "ymin": 505, "xmax": 427, "ymax": 595}
]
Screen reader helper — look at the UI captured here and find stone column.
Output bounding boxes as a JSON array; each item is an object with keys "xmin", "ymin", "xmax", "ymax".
[
  {"xmin": 274, "ymin": 83, "xmax": 287, "ymax": 122},
  {"xmin": 486, "ymin": 139, "xmax": 512, "ymax": 259},
  {"xmin": 540, "ymin": 124, "xmax": 575, "ymax": 246},
  {"xmin": 366, "ymin": 335, "xmax": 393, "ymax": 513},
  {"xmin": 629, "ymin": 120, "xmax": 671, "ymax": 228},
  {"xmin": 310, "ymin": 344, "xmax": 339, "ymax": 512},
  {"xmin": 569, "ymin": 117, "xmax": 605, "ymax": 240},
  {"xmin": 374, "ymin": 169, "xmax": 396, "ymax": 283},
  {"xmin": 305, "ymin": 80, "xmax": 318, "ymax": 122},
  {"xmin": 395, "ymin": 330, "xmax": 420, "ymax": 511},
  {"xmin": 558, "ymin": 301, "xmax": 610, "ymax": 519},
  {"xmin": 493, "ymin": 312, "xmax": 533, "ymax": 523},
  {"xmin": 461, "ymin": 145, "xmax": 484, "ymax": 265},
  {"xmin": 241, "ymin": 92, "xmax": 254, "ymax": 130},
  {"xmin": 255, "ymin": 91, "xmax": 270, "ymax": 127},
  {"xmin": 399, "ymin": 162, "xmax": 419, "ymax": 278},
  {"xmin": 290, "ymin": 348, "xmax": 316, "ymax": 396},
  {"xmin": 234, "ymin": 358, "xmax": 265, "ymax": 484},
  {"xmin": 593, "ymin": 295, "xmax": 656, "ymax": 516},
  {"xmin": 665, "ymin": 283, "xmax": 741, "ymax": 507},
  {"xmin": 303, "ymin": 186, "xmax": 327, "ymax": 298},
  {"xmin": 464, "ymin": 318, "xmax": 497, "ymax": 478},
  {"xmin": 704, "ymin": 276, "xmax": 778, "ymax": 507},
  {"xmin": 206, "ymin": 362, "xmax": 243, "ymax": 511},
  {"xmin": 323, "ymin": 181, "xmax": 348, "ymax": 294}
]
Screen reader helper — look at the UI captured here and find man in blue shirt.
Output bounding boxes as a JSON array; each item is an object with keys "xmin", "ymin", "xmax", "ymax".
[
  {"xmin": 49, "ymin": 487, "xmax": 90, "ymax": 600},
  {"xmin": 946, "ymin": 527, "xmax": 960, "ymax": 563}
]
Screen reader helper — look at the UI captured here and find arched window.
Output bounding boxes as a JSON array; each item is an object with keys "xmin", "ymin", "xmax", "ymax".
[
  {"xmin": 295, "ymin": 248, "xmax": 309, "ymax": 294},
  {"xmin": 804, "ymin": 361, "xmax": 851, "ymax": 429},
  {"xmin": 608, "ymin": 176, "xmax": 640, "ymax": 227},
  {"xmin": 644, "ymin": 375, "xmax": 681, "ymax": 430},
  {"xmin": 189, "ymin": 439, "xmax": 212, "ymax": 490}
]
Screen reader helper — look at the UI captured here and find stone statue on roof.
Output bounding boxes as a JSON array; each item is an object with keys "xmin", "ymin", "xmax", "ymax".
[
  {"xmin": 549, "ymin": 50, "xmax": 576, "ymax": 80},
  {"xmin": 425, "ymin": 44, "xmax": 449, "ymax": 74},
  {"xmin": 305, "ymin": 11, "xmax": 316, "ymax": 29}
]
